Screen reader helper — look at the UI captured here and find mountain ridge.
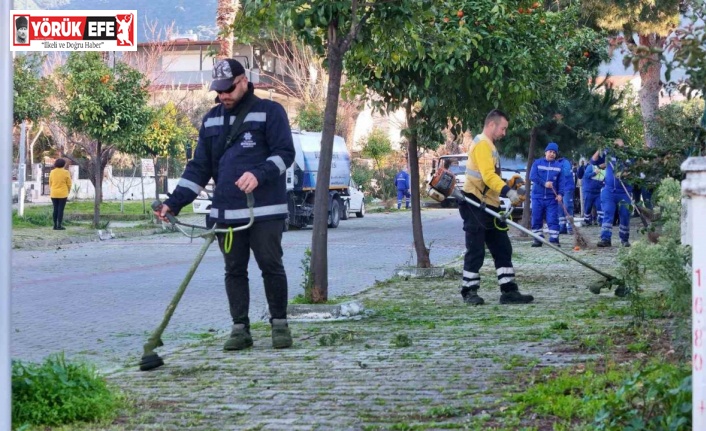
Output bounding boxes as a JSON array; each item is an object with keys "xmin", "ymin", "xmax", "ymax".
[{"xmin": 27, "ymin": 0, "xmax": 219, "ymax": 42}]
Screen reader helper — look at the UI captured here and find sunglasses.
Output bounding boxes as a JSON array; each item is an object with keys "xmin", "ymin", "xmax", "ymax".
[{"xmin": 216, "ymin": 77, "xmax": 245, "ymax": 94}]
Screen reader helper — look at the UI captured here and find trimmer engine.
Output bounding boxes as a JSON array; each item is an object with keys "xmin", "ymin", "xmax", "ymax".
[{"xmin": 427, "ymin": 167, "xmax": 457, "ymax": 202}]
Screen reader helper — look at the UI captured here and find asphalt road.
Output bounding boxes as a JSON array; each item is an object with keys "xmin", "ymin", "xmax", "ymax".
[{"xmin": 11, "ymin": 208, "xmax": 465, "ymax": 369}]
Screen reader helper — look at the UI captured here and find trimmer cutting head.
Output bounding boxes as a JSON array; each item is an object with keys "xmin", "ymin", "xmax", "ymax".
[{"xmin": 139, "ymin": 353, "xmax": 164, "ymax": 371}]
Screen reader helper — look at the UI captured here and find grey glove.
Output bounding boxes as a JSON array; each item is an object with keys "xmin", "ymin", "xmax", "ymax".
[{"xmin": 506, "ymin": 189, "xmax": 521, "ymax": 205}]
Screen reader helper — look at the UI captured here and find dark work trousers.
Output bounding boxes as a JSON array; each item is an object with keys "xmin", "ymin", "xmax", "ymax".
[
  {"xmin": 458, "ymin": 195, "xmax": 518, "ymax": 298},
  {"xmin": 216, "ymin": 218, "xmax": 288, "ymax": 330},
  {"xmin": 51, "ymin": 197, "xmax": 67, "ymax": 228}
]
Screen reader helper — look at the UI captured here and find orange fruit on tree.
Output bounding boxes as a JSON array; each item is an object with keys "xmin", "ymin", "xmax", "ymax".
[{"xmin": 457, "ymin": 10, "xmax": 464, "ymax": 18}]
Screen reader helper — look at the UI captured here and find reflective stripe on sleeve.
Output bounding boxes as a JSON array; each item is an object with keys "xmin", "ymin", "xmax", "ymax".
[
  {"xmin": 177, "ymin": 178, "xmax": 204, "ymax": 195},
  {"xmin": 267, "ymin": 155, "xmax": 287, "ymax": 174}
]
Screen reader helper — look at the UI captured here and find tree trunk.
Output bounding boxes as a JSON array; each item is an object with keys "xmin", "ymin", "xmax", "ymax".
[
  {"xmin": 637, "ymin": 34, "xmax": 665, "ymax": 148},
  {"xmin": 407, "ymin": 111, "xmax": 430, "ymax": 268},
  {"xmin": 309, "ymin": 26, "xmax": 344, "ymax": 303},
  {"xmin": 216, "ymin": 0, "xmax": 239, "ymax": 59},
  {"xmin": 93, "ymin": 141, "xmax": 103, "ymax": 228},
  {"xmin": 520, "ymin": 127, "xmax": 538, "ymax": 230}
]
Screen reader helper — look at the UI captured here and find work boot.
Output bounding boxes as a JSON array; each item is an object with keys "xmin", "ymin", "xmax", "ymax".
[
  {"xmin": 499, "ymin": 285, "xmax": 534, "ymax": 304},
  {"xmin": 531, "ymin": 240, "xmax": 542, "ymax": 247},
  {"xmin": 621, "ymin": 241, "xmax": 631, "ymax": 247},
  {"xmin": 271, "ymin": 319, "xmax": 293, "ymax": 349},
  {"xmin": 550, "ymin": 241, "xmax": 561, "ymax": 248},
  {"xmin": 596, "ymin": 239, "xmax": 612, "ymax": 248},
  {"xmin": 463, "ymin": 291, "xmax": 485, "ymax": 305},
  {"xmin": 223, "ymin": 324, "xmax": 253, "ymax": 351}
]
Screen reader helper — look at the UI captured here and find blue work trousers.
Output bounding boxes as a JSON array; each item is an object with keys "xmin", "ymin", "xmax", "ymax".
[
  {"xmin": 397, "ymin": 189, "xmax": 410, "ymax": 209},
  {"xmin": 583, "ymin": 190, "xmax": 602, "ymax": 225},
  {"xmin": 559, "ymin": 193, "xmax": 574, "ymax": 233},
  {"xmin": 531, "ymin": 197, "xmax": 560, "ymax": 243},
  {"xmin": 600, "ymin": 188, "xmax": 631, "ymax": 243}
]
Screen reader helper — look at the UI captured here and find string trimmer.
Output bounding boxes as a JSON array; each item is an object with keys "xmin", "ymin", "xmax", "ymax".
[
  {"xmin": 427, "ymin": 167, "xmax": 624, "ymax": 294},
  {"xmin": 139, "ymin": 193, "xmax": 255, "ymax": 371}
]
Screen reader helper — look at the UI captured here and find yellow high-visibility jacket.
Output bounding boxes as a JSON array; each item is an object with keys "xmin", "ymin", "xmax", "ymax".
[{"xmin": 462, "ymin": 133, "xmax": 507, "ymax": 207}]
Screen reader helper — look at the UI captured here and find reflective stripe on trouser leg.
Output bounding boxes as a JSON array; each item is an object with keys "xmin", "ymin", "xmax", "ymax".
[
  {"xmin": 546, "ymin": 202, "xmax": 560, "ymax": 242},
  {"xmin": 617, "ymin": 196, "xmax": 631, "ymax": 242},
  {"xmin": 497, "ymin": 267, "xmax": 515, "ymax": 287},
  {"xmin": 600, "ymin": 188, "xmax": 616, "ymax": 241},
  {"xmin": 563, "ymin": 194, "xmax": 574, "ymax": 232},
  {"xmin": 461, "ymin": 270, "xmax": 481, "ymax": 295},
  {"xmin": 548, "ymin": 229, "xmax": 560, "ymax": 242}
]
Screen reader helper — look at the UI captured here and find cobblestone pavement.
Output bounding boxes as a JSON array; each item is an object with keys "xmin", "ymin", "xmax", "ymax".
[
  {"xmin": 11, "ymin": 209, "xmax": 467, "ymax": 369},
  {"xmin": 59, "ymin": 223, "xmax": 642, "ymax": 430}
]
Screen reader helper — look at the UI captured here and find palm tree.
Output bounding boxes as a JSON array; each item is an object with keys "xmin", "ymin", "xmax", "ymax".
[{"xmin": 216, "ymin": 0, "xmax": 240, "ymax": 59}]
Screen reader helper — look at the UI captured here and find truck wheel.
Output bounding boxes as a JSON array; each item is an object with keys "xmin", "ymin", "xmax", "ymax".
[
  {"xmin": 328, "ymin": 199, "xmax": 341, "ymax": 228},
  {"xmin": 341, "ymin": 200, "xmax": 350, "ymax": 220},
  {"xmin": 286, "ymin": 192, "xmax": 300, "ymax": 230},
  {"xmin": 355, "ymin": 201, "xmax": 365, "ymax": 218}
]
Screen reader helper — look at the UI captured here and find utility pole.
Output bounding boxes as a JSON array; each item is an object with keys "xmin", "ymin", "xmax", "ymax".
[
  {"xmin": 18, "ymin": 120, "xmax": 26, "ymax": 216},
  {"xmin": 1, "ymin": 1, "xmax": 14, "ymax": 429}
]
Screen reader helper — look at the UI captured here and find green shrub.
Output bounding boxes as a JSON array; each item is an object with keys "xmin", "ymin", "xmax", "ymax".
[
  {"xmin": 591, "ymin": 362, "xmax": 691, "ymax": 431},
  {"xmin": 295, "ymin": 102, "xmax": 324, "ymax": 132},
  {"xmin": 12, "ymin": 354, "xmax": 121, "ymax": 428},
  {"xmin": 616, "ymin": 178, "xmax": 691, "ymax": 354},
  {"xmin": 12, "ymin": 207, "xmax": 53, "ymax": 227}
]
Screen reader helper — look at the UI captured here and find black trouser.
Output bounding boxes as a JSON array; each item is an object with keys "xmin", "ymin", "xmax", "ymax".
[
  {"xmin": 458, "ymin": 196, "xmax": 518, "ymax": 297},
  {"xmin": 51, "ymin": 197, "xmax": 67, "ymax": 228},
  {"xmin": 216, "ymin": 218, "xmax": 288, "ymax": 329}
]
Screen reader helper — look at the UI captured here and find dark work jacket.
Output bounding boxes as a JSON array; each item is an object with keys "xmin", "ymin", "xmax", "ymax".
[
  {"xmin": 591, "ymin": 149, "xmax": 632, "ymax": 195},
  {"xmin": 164, "ymin": 85, "xmax": 295, "ymax": 223}
]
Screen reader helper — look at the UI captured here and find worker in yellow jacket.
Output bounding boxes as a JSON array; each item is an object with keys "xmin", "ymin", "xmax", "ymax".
[
  {"xmin": 49, "ymin": 158, "xmax": 72, "ymax": 230},
  {"xmin": 459, "ymin": 109, "xmax": 533, "ymax": 306}
]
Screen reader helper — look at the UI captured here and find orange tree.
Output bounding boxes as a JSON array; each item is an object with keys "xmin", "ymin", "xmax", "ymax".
[
  {"xmin": 235, "ymin": 0, "xmax": 598, "ymax": 293},
  {"xmin": 235, "ymin": 0, "xmax": 430, "ymax": 301},
  {"xmin": 345, "ymin": 1, "xmax": 592, "ymax": 266},
  {"xmin": 122, "ymin": 101, "xmax": 196, "ymax": 200},
  {"xmin": 55, "ymin": 52, "xmax": 152, "ymax": 227}
]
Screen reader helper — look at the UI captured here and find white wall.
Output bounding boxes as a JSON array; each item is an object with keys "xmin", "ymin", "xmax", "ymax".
[{"xmin": 12, "ymin": 177, "xmax": 182, "ymax": 202}]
